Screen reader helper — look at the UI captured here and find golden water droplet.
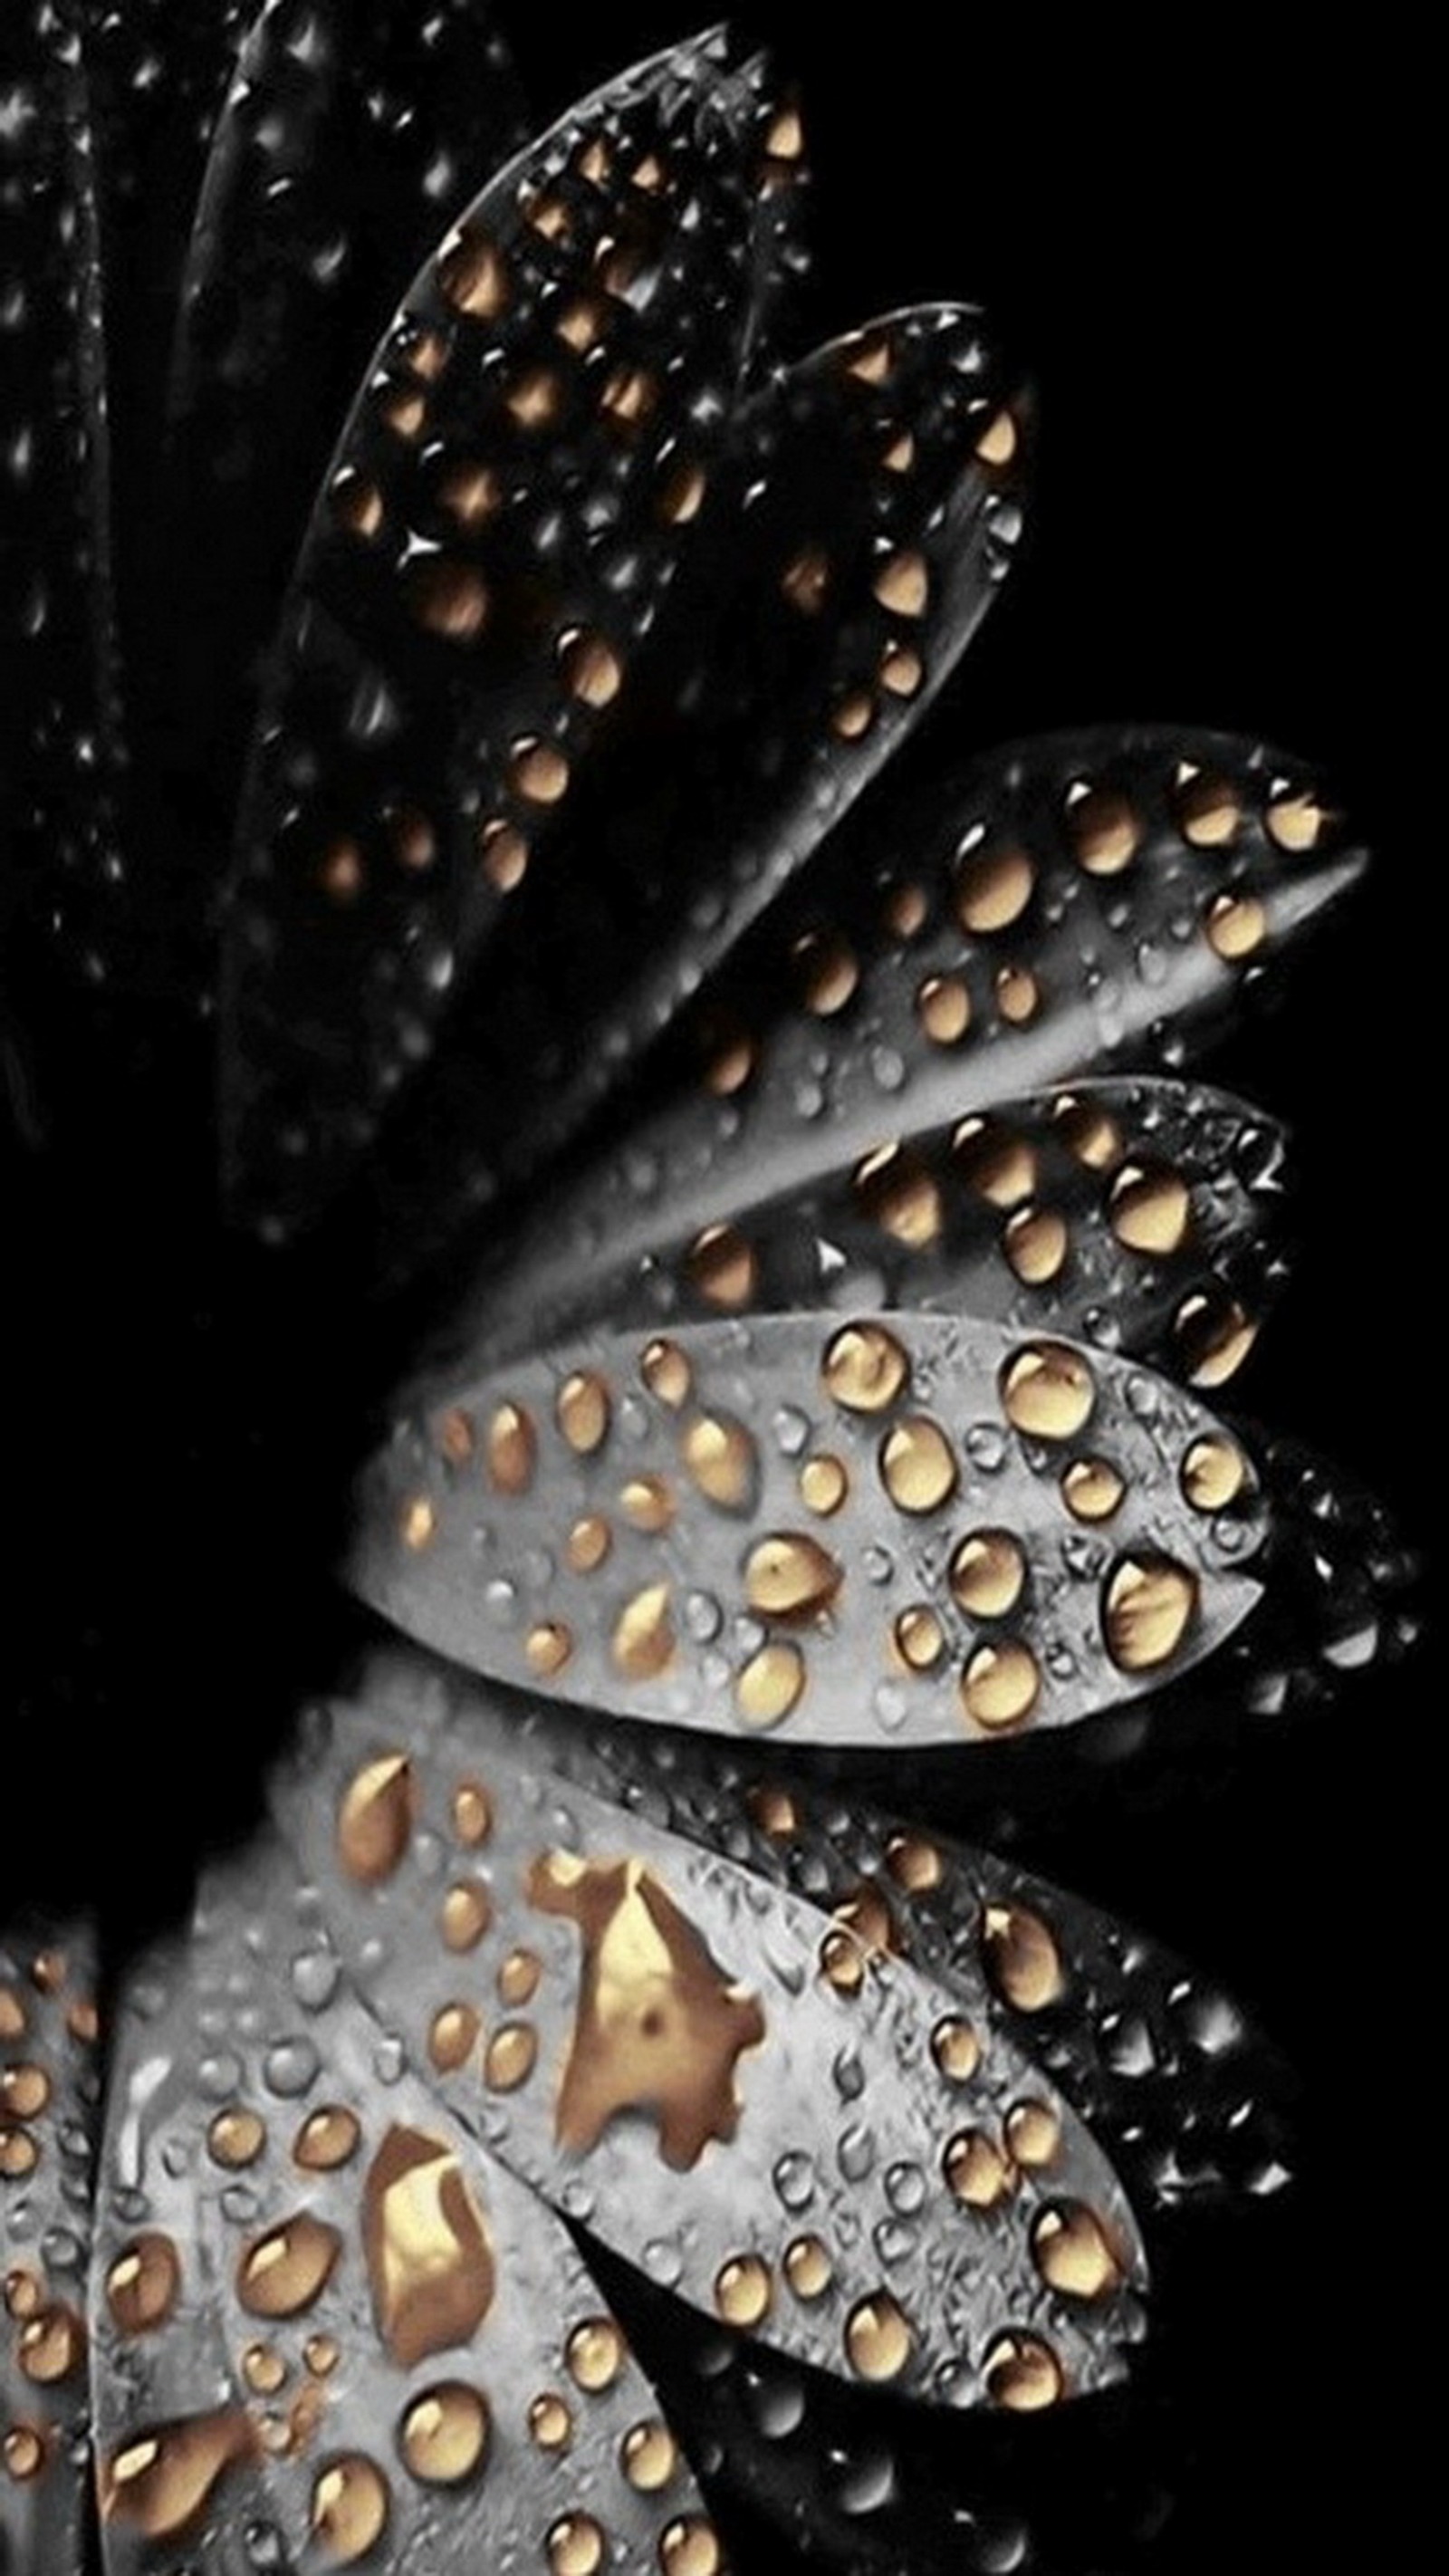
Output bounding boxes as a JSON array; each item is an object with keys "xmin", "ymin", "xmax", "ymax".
[
  {"xmin": 486, "ymin": 1402, "xmax": 536, "ymax": 1494},
  {"xmin": 4, "ymin": 2265, "xmax": 41, "ymax": 2319},
  {"xmin": 782, "ymin": 544, "xmax": 830, "ymax": 612},
  {"xmin": 880, "ymin": 639, "xmax": 924, "ymax": 697},
  {"xmin": 845, "ymin": 2292, "xmax": 913, "ymax": 2382},
  {"xmin": 510, "ymin": 736, "xmax": 571, "ymax": 803},
  {"xmin": 642, "ymin": 1339, "xmax": 692, "ymax": 1407},
  {"xmin": 783, "ymin": 2234, "xmax": 834, "ymax": 2300},
  {"xmin": 950, "ymin": 1530, "xmax": 1027, "ymax": 1619},
  {"xmin": 338, "ymin": 1754, "xmax": 416, "ymax": 1886},
  {"xmin": 331, "ymin": 467, "xmax": 384, "ymax": 540},
  {"xmin": 1004, "ymin": 1204, "xmax": 1069, "ymax": 1284},
  {"xmin": 441, "ymin": 1882, "xmax": 492, "ymax": 1953},
  {"xmin": 558, "ymin": 1370, "xmax": 611, "ymax": 1453},
  {"xmin": 984, "ymin": 2331, "xmax": 1064, "ymax": 2411},
  {"xmin": 961, "ymin": 1643, "xmax": 1041, "ymax": 1732},
  {"xmin": 1205, "ymin": 889, "xmax": 1266, "ymax": 960},
  {"xmin": 497, "ymin": 1947, "xmax": 542, "ymax": 2007},
  {"xmin": 819, "ymin": 1927, "xmax": 864, "ymax": 1995},
  {"xmin": 1176, "ymin": 1289, "xmax": 1258, "ymax": 1386},
  {"xmin": 0, "ymin": 1985, "xmax": 25, "ymax": 2039},
  {"xmin": 715, "ymin": 2253, "xmax": 772, "ymax": 2328},
  {"xmin": 1052, "ymin": 1091, "xmax": 1121, "ymax": 1169},
  {"xmin": 238, "ymin": 2215, "xmax": 341, "ymax": 2321},
  {"xmin": 793, "ymin": 929, "xmax": 859, "ymax": 1014},
  {"xmin": 292, "ymin": 2104, "xmax": 360, "ymax": 2175},
  {"xmin": 745, "ymin": 1533, "xmax": 841, "ymax": 1620},
  {"xmin": 686, "ymin": 1222, "xmax": 756, "ymax": 1307},
  {"xmin": 243, "ymin": 2341, "xmax": 285, "ymax": 2395},
  {"xmin": 736, "ymin": 1642, "xmax": 805, "ymax": 1728},
  {"xmin": 620, "ymin": 1475, "xmax": 675, "ymax": 1533},
  {"xmin": 855, "ymin": 1143, "xmax": 942, "ymax": 1246},
  {"xmin": 548, "ymin": 2515, "xmax": 605, "ymax": 2576},
  {"xmin": 439, "ymin": 459, "xmax": 501, "ymax": 529},
  {"xmin": 1060, "ymin": 1456, "xmax": 1125, "ymax": 1521},
  {"xmin": 106, "ymin": 2235, "xmax": 180, "ymax": 2337},
  {"xmin": 530, "ymin": 2392, "xmax": 573, "ymax": 2449},
  {"xmin": 765, "ymin": 104, "xmax": 805, "ymax": 158},
  {"xmin": 955, "ymin": 1117, "xmax": 1038, "ymax": 1206},
  {"xmin": 931, "ymin": 2015, "xmax": 981, "ymax": 2082},
  {"xmin": 982, "ymin": 1903, "xmax": 1064, "ymax": 2011},
  {"xmin": 438, "ymin": 227, "xmax": 508, "ymax": 317},
  {"xmin": 917, "ymin": 972, "xmax": 972, "ymax": 1043},
  {"xmin": 622, "ymin": 2417, "xmax": 678, "ymax": 2491},
  {"xmin": 974, "ymin": 407, "xmax": 1019, "ymax": 466},
  {"xmin": 1102, "ymin": 1553, "xmax": 1199, "ymax": 1671},
  {"xmin": 505, "ymin": 367, "xmax": 561, "ymax": 431},
  {"xmin": 957, "ymin": 843, "xmax": 1034, "ymax": 934},
  {"xmin": 822, "ymin": 1321, "xmax": 910, "ymax": 1412},
  {"xmin": 1266, "ymin": 788, "xmax": 1329, "ymax": 851},
  {"xmin": 525, "ymin": 187, "xmax": 571, "ymax": 239},
  {"xmin": 408, "ymin": 556, "xmax": 488, "ymax": 642},
  {"xmin": 3, "ymin": 2426, "xmax": 43, "ymax": 2482},
  {"xmin": 682, "ymin": 1413, "xmax": 757, "ymax": 1509},
  {"xmin": 555, "ymin": 294, "xmax": 608, "ymax": 352},
  {"xmin": 362, "ymin": 2127, "xmax": 494, "ymax": 2368},
  {"xmin": 306, "ymin": 2333, "xmax": 340, "ymax": 2379},
  {"xmin": 659, "ymin": 2520, "xmax": 723, "ymax": 2576},
  {"xmin": 311, "ymin": 2455, "xmax": 390, "ymax": 2563},
  {"xmin": 658, "ymin": 457, "xmax": 707, "ymax": 524},
  {"xmin": 1181, "ymin": 1436, "xmax": 1246, "ymax": 1512},
  {"xmin": 1067, "ymin": 785, "xmax": 1139, "ymax": 874},
  {"xmin": 428, "ymin": 2004, "xmax": 480, "ymax": 2073},
  {"xmin": 799, "ymin": 1453, "xmax": 849, "ymax": 1515},
  {"xmin": 1005, "ymin": 2099, "xmax": 1061, "ymax": 2167},
  {"xmin": 894, "ymin": 1605, "xmax": 945, "ymax": 1670},
  {"xmin": 879, "ymin": 1416, "xmax": 958, "ymax": 1514},
  {"xmin": 1176, "ymin": 769, "xmax": 1240, "ymax": 847},
  {"xmin": 600, "ymin": 365, "xmax": 656, "ymax": 428},
  {"xmin": 101, "ymin": 2412, "xmax": 254, "ymax": 2539},
  {"xmin": 612, "ymin": 1583, "xmax": 675, "ymax": 1680},
  {"xmin": 873, "ymin": 549, "xmax": 928, "ymax": 616},
  {"xmin": 996, "ymin": 962, "xmax": 1041, "ymax": 1024},
  {"xmin": 885, "ymin": 879, "xmax": 928, "ymax": 936},
  {"xmin": 208, "ymin": 2107, "xmax": 266, "ymax": 2169},
  {"xmin": 399, "ymin": 2383, "xmax": 490, "ymax": 2485},
  {"xmin": 843, "ymin": 327, "xmax": 893, "ymax": 383},
  {"xmin": 525, "ymin": 1620, "xmax": 574, "ymax": 1677},
  {"xmin": 568, "ymin": 1514, "xmax": 612, "ymax": 1572},
  {"xmin": 439, "ymin": 1407, "xmax": 475, "ymax": 1465},
  {"xmin": 400, "ymin": 1495, "xmax": 436, "ymax": 1551},
  {"xmin": 1001, "ymin": 1342, "xmax": 1096, "ymax": 1439},
  {"xmin": 0, "ymin": 2063, "xmax": 48, "ymax": 2119},
  {"xmin": 1032, "ymin": 2203, "xmax": 1122, "ymax": 2300},
  {"xmin": 378, "ymin": 382, "xmax": 427, "ymax": 439},
  {"xmin": 566, "ymin": 2316, "xmax": 624, "ymax": 2393},
  {"xmin": 704, "ymin": 1024, "xmax": 754, "ymax": 1094},
  {"xmin": 18, "ymin": 2304, "xmax": 84, "ymax": 2382},
  {"xmin": 480, "ymin": 818, "xmax": 529, "ymax": 891},
  {"xmin": 67, "ymin": 1994, "xmax": 100, "ymax": 2044},
  {"xmin": 403, "ymin": 327, "xmax": 450, "ymax": 382},
  {"xmin": 1109, "ymin": 1160, "xmax": 1192, "ymax": 1254},
  {"xmin": 0, "ymin": 2128, "xmax": 36, "ymax": 2178},
  {"xmin": 485, "ymin": 2023, "xmax": 538, "ymax": 2091},
  {"xmin": 453, "ymin": 1780, "xmax": 493, "ymax": 1846},
  {"xmin": 945, "ymin": 2129, "xmax": 1013, "ymax": 2208},
  {"xmin": 886, "ymin": 1831, "xmax": 943, "ymax": 1892}
]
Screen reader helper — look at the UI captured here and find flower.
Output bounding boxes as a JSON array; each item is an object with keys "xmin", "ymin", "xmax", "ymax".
[{"xmin": 0, "ymin": 14, "xmax": 1409, "ymax": 2576}]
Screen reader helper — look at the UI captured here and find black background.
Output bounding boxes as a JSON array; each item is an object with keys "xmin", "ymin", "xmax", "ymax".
[{"xmin": 5, "ymin": 12, "xmax": 1423, "ymax": 2574}]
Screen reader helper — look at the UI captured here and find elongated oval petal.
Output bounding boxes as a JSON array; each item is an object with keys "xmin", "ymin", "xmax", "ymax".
[
  {"xmin": 223, "ymin": 33, "xmax": 781, "ymax": 1235},
  {"xmin": 270, "ymin": 1655, "xmax": 1148, "ymax": 2410},
  {"xmin": 352, "ymin": 1313, "xmax": 1265, "ymax": 1747}
]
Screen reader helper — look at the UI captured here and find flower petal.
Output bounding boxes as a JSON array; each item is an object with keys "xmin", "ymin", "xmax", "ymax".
[
  {"xmin": 0, "ymin": 3, "xmax": 123, "ymax": 968},
  {"xmin": 352, "ymin": 1312, "xmax": 1265, "ymax": 1747},
  {"xmin": 270, "ymin": 1651, "xmax": 1148, "ymax": 2411},
  {"xmin": 433, "ymin": 1075, "xmax": 1291, "ymax": 1393},
  {"xmin": 158, "ymin": 0, "xmax": 529, "ymax": 854},
  {"xmin": 94, "ymin": 1834, "xmax": 717, "ymax": 2572},
  {"xmin": 0, "ymin": 1921, "xmax": 98, "ymax": 2576},
  {"xmin": 222, "ymin": 31, "xmax": 777, "ymax": 1235},
  {"xmin": 453, "ymin": 723, "xmax": 1357, "ymax": 1304}
]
